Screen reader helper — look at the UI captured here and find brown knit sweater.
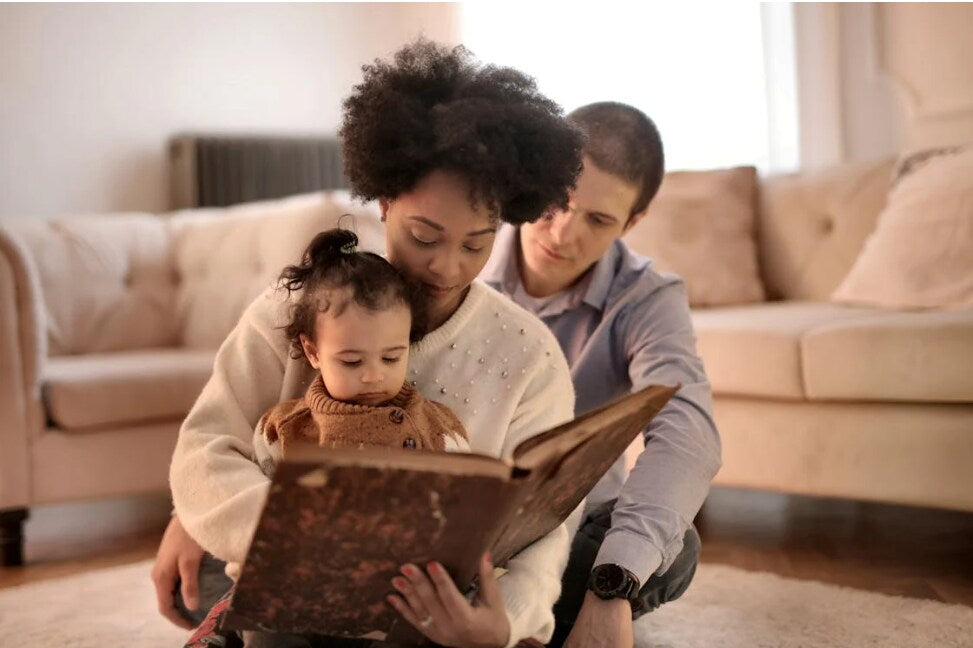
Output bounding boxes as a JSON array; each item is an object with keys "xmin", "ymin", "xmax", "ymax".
[{"xmin": 260, "ymin": 375, "xmax": 469, "ymax": 457}]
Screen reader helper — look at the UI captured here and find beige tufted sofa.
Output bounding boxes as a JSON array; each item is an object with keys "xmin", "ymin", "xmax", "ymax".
[
  {"xmin": 1, "ymin": 158, "xmax": 971, "ymax": 566},
  {"xmin": 0, "ymin": 192, "xmax": 384, "ymax": 565},
  {"xmin": 680, "ymin": 158, "xmax": 973, "ymax": 513}
]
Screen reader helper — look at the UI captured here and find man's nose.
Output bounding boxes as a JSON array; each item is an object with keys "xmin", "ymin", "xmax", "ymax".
[{"xmin": 548, "ymin": 210, "xmax": 578, "ymax": 246}]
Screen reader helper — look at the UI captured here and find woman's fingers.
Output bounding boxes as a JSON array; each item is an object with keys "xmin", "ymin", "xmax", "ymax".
[
  {"xmin": 396, "ymin": 564, "xmax": 447, "ymax": 623},
  {"xmin": 386, "ymin": 593, "xmax": 424, "ymax": 630},
  {"xmin": 476, "ymin": 551, "xmax": 504, "ymax": 609},
  {"xmin": 426, "ymin": 561, "xmax": 474, "ymax": 618}
]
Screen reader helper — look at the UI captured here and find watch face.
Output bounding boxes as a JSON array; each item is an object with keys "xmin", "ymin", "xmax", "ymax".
[{"xmin": 593, "ymin": 564, "xmax": 626, "ymax": 595}]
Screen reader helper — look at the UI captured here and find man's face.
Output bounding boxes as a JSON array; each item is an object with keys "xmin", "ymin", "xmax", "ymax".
[{"xmin": 519, "ymin": 157, "xmax": 641, "ymax": 297}]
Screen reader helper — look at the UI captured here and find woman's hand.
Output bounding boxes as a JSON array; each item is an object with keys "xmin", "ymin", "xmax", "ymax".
[
  {"xmin": 388, "ymin": 551, "xmax": 511, "ymax": 648},
  {"xmin": 151, "ymin": 515, "xmax": 205, "ymax": 629}
]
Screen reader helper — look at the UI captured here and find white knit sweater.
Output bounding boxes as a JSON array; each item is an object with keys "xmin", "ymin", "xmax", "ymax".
[{"xmin": 169, "ymin": 280, "xmax": 577, "ymax": 646}]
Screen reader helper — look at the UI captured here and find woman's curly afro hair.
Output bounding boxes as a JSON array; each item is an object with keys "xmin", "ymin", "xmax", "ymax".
[{"xmin": 340, "ymin": 39, "xmax": 584, "ymax": 225}]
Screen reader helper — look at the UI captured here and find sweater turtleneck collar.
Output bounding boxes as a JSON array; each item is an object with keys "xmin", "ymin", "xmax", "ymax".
[{"xmin": 304, "ymin": 374, "xmax": 416, "ymax": 415}]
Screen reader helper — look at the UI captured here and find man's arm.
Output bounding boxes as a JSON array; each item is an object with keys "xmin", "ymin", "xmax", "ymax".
[{"xmin": 596, "ymin": 279, "xmax": 721, "ymax": 584}]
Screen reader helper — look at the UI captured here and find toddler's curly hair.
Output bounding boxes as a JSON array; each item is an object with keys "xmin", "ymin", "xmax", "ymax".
[{"xmin": 278, "ymin": 229, "xmax": 426, "ymax": 363}]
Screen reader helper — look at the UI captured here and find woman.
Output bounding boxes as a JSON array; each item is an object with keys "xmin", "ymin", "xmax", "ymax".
[{"xmin": 157, "ymin": 40, "xmax": 584, "ymax": 648}]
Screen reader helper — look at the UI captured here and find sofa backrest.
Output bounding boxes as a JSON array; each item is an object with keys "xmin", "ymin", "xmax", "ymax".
[
  {"xmin": 757, "ymin": 157, "xmax": 895, "ymax": 301},
  {"xmin": 2, "ymin": 192, "xmax": 384, "ymax": 356},
  {"xmin": 3, "ymin": 213, "xmax": 180, "ymax": 356},
  {"xmin": 169, "ymin": 191, "xmax": 384, "ymax": 349}
]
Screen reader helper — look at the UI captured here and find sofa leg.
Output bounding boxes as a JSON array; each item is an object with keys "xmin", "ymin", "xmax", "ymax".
[{"xmin": 0, "ymin": 508, "xmax": 29, "ymax": 567}]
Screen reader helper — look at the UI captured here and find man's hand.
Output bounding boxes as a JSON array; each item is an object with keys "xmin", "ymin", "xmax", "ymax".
[
  {"xmin": 387, "ymin": 551, "xmax": 511, "ymax": 648},
  {"xmin": 150, "ymin": 515, "xmax": 205, "ymax": 630},
  {"xmin": 563, "ymin": 592, "xmax": 633, "ymax": 648}
]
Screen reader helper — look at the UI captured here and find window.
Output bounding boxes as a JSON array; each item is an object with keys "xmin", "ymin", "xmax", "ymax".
[{"xmin": 461, "ymin": 3, "xmax": 796, "ymax": 172}]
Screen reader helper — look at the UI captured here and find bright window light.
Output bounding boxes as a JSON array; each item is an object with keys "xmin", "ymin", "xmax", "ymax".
[{"xmin": 461, "ymin": 3, "xmax": 784, "ymax": 172}]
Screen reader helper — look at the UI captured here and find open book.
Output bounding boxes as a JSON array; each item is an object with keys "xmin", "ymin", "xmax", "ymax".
[{"xmin": 222, "ymin": 383, "xmax": 678, "ymax": 642}]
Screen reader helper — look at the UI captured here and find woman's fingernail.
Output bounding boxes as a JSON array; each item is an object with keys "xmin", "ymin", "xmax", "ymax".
[
  {"xmin": 392, "ymin": 577, "xmax": 406, "ymax": 590},
  {"xmin": 402, "ymin": 564, "xmax": 417, "ymax": 577},
  {"xmin": 427, "ymin": 562, "xmax": 440, "ymax": 575}
]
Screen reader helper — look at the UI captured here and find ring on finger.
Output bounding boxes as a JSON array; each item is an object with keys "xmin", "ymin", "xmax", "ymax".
[{"xmin": 420, "ymin": 615, "xmax": 434, "ymax": 628}]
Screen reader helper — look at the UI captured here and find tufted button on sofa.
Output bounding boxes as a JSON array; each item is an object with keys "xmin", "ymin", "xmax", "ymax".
[{"xmin": 0, "ymin": 192, "xmax": 384, "ymax": 565}]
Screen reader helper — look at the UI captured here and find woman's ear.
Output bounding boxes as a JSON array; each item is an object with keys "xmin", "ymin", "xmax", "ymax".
[
  {"xmin": 378, "ymin": 198, "xmax": 390, "ymax": 223},
  {"xmin": 300, "ymin": 334, "xmax": 320, "ymax": 369}
]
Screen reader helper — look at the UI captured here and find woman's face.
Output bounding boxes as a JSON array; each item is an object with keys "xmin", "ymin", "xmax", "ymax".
[{"xmin": 381, "ymin": 170, "xmax": 497, "ymax": 329}]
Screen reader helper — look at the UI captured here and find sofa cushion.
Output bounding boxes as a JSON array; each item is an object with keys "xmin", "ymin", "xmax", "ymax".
[
  {"xmin": 3, "ymin": 214, "xmax": 180, "ymax": 355},
  {"xmin": 624, "ymin": 166, "xmax": 765, "ymax": 307},
  {"xmin": 170, "ymin": 191, "xmax": 384, "ymax": 349},
  {"xmin": 43, "ymin": 349, "xmax": 215, "ymax": 430},
  {"xmin": 693, "ymin": 301, "xmax": 973, "ymax": 403},
  {"xmin": 692, "ymin": 302, "xmax": 878, "ymax": 399},
  {"xmin": 803, "ymin": 308, "xmax": 973, "ymax": 402},
  {"xmin": 831, "ymin": 146, "xmax": 973, "ymax": 309}
]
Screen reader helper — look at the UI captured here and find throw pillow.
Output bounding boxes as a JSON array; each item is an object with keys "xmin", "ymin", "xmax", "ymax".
[
  {"xmin": 831, "ymin": 146, "xmax": 973, "ymax": 309},
  {"xmin": 623, "ymin": 166, "xmax": 765, "ymax": 307}
]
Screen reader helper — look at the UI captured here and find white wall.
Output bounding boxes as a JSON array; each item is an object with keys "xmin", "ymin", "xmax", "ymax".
[{"xmin": 0, "ymin": 3, "xmax": 460, "ymax": 218}]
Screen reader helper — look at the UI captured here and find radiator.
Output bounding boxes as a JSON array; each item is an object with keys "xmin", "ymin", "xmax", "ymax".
[{"xmin": 169, "ymin": 135, "xmax": 347, "ymax": 209}]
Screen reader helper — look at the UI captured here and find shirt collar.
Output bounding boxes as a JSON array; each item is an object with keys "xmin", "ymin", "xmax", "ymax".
[
  {"xmin": 479, "ymin": 223, "xmax": 519, "ymax": 293},
  {"xmin": 582, "ymin": 240, "xmax": 619, "ymax": 312},
  {"xmin": 479, "ymin": 223, "xmax": 618, "ymax": 314}
]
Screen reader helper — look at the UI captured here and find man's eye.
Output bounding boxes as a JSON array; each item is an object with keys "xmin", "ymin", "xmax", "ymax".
[
  {"xmin": 589, "ymin": 215, "xmax": 612, "ymax": 227},
  {"xmin": 340, "ymin": 360, "xmax": 362, "ymax": 367}
]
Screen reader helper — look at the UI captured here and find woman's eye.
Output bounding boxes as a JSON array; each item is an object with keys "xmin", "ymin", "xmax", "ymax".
[
  {"xmin": 463, "ymin": 245, "xmax": 483, "ymax": 253},
  {"xmin": 411, "ymin": 233, "xmax": 437, "ymax": 247},
  {"xmin": 340, "ymin": 360, "xmax": 362, "ymax": 367}
]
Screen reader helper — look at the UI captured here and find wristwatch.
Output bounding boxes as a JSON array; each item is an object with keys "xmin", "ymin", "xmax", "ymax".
[{"xmin": 587, "ymin": 563, "xmax": 641, "ymax": 604}]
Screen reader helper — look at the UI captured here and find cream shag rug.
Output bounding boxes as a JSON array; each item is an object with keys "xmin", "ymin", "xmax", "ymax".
[{"xmin": 0, "ymin": 560, "xmax": 971, "ymax": 647}]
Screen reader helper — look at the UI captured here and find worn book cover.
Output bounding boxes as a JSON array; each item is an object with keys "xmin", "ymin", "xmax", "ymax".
[{"xmin": 222, "ymin": 383, "xmax": 678, "ymax": 642}]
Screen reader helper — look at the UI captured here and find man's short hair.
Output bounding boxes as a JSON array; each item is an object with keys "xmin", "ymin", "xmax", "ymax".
[{"xmin": 567, "ymin": 102, "xmax": 665, "ymax": 220}]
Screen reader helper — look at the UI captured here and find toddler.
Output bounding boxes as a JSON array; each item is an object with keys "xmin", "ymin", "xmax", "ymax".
[{"xmin": 185, "ymin": 228, "xmax": 469, "ymax": 648}]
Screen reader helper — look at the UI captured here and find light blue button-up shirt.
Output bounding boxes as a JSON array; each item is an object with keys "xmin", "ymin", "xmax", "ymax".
[{"xmin": 481, "ymin": 224, "xmax": 722, "ymax": 584}]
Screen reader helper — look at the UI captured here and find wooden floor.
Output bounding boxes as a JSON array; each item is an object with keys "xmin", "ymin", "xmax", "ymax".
[
  {"xmin": 696, "ymin": 487, "xmax": 973, "ymax": 607},
  {"xmin": 3, "ymin": 487, "xmax": 973, "ymax": 609}
]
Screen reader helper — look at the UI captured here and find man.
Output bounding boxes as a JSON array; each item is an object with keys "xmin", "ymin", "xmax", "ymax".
[{"xmin": 479, "ymin": 102, "xmax": 721, "ymax": 648}]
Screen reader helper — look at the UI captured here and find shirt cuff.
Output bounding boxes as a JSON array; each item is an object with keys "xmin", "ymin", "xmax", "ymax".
[{"xmin": 593, "ymin": 529, "xmax": 663, "ymax": 588}]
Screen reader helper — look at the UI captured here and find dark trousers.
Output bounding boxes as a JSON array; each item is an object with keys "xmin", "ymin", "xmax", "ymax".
[{"xmin": 548, "ymin": 499, "xmax": 701, "ymax": 648}]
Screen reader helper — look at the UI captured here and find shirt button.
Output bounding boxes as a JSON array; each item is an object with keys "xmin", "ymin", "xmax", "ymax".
[
  {"xmin": 389, "ymin": 409, "xmax": 404, "ymax": 424},
  {"xmin": 403, "ymin": 438, "xmax": 417, "ymax": 449}
]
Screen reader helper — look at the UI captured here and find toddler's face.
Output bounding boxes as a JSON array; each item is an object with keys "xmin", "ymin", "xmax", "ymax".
[{"xmin": 301, "ymin": 299, "xmax": 412, "ymax": 406}]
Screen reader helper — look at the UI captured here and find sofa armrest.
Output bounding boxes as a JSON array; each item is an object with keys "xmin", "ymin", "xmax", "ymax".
[{"xmin": 0, "ymin": 225, "xmax": 47, "ymax": 509}]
